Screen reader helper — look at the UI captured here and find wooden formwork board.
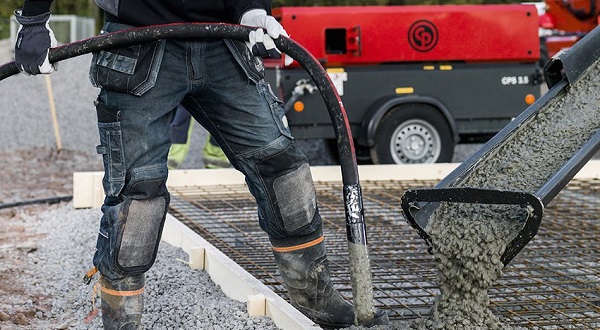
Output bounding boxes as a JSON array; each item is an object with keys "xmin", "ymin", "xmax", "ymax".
[
  {"xmin": 72, "ymin": 163, "xmax": 460, "ymax": 209},
  {"xmin": 73, "ymin": 161, "xmax": 600, "ymax": 209},
  {"xmin": 161, "ymin": 214, "xmax": 320, "ymax": 330}
]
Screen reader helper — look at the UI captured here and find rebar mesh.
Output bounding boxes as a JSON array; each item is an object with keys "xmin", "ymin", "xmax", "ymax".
[{"xmin": 168, "ymin": 178, "xmax": 600, "ymax": 328}]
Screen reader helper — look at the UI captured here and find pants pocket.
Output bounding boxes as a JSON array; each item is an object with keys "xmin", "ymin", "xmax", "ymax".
[
  {"xmin": 263, "ymin": 81, "xmax": 293, "ymax": 139},
  {"xmin": 224, "ymin": 39, "xmax": 265, "ymax": 84},
  {"xmin": 89, "ymin": 23, "xmax": 165, "ymax": 96},
  {"xmin": 96, "ymin": 101, "xmax": 126, "ymax": 197}
]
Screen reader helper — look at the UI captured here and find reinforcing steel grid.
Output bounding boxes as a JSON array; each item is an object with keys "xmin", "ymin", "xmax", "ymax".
[{"xmin": 168, "ymin": 178, "xmax": 600, "ymax": 328}]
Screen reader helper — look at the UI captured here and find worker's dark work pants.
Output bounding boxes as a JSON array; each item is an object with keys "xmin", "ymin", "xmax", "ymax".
[{"xmin": 90, "ymin": 22, "xmax": 322, "ymax": 280}]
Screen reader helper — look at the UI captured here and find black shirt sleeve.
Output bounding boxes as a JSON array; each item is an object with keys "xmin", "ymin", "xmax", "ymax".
[
  {"xmin": 227, "ymin": 0, "xmax": 272, "ymax": 23},
  {"xmin": 22, "ymin": 0, "xmax": 53, "ymax": 16}
]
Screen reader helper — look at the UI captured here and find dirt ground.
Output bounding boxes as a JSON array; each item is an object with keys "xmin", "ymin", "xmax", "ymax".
[{"xmin": 0, "ymin": 147, "xmax": 101, "ymax": 329}]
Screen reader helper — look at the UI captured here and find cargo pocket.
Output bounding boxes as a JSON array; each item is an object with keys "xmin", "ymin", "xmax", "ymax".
[
  {"xmin": 89, "ymin": 23, "xmax": 165, "ymax": 96},
  {"xmin": 263, "ymin": 81, "xmax": 293, "ymax": 139},
  {"xmin": 96, "ymin": 101, "xmax": 126, "ymax": 197},
  {"xmin": 225, "ymin": 39, "xmax": 291, "ymax": 139},
  {"xmin": 224, "ymin": 39, "xmax": 265, "ymax": 84}
]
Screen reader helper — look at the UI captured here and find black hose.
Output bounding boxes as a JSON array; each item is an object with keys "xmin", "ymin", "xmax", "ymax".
[
  {"xmin": 0, "ymin": 23, "xmax": 374, "ymax": 324},
  {"xmin": 562, "ymin": 0, "xmax": 596, "ymax": 20},
  {"xmin": 0, "ymin": 195, "xmax": 73, "ymax": 210},
  {"xmin": 0, "ymin": 23, "xmax": 359, "ymax": 184}
]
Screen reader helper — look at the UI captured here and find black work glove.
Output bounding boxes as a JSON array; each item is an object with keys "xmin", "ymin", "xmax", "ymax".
[{"xmin": 14, "ymin": 10, "xmax": 58, "ymax": 75}]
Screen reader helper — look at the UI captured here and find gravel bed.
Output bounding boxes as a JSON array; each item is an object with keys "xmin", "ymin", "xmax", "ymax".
[{"xmin": 0, "ymin": 203, "xmax": 278, "ymax": 330}]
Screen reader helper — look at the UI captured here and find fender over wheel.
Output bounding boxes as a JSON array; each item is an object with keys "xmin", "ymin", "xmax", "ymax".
[{"xmin": 370, "ymin": 104, "xmax": 454, "ymax": 164}]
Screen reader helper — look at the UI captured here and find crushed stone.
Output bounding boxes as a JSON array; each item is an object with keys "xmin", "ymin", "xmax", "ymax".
[{"xmin": 0, "ymin": 203, "xmax": 278, "ymax": 329}]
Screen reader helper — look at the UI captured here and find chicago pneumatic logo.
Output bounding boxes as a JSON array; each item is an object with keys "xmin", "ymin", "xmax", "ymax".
[{"xmin": 408, "ymin": 20, "xmax": 438, "ymax": 52}]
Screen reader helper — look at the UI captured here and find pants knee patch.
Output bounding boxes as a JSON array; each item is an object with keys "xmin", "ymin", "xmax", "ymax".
[
  {"xmin": 273, "ymin": 163, "xmax": 316, "ymax": 232},
  {"xmin": 252, "ymin": 138, "xmax": 321, "ymax": 239},
  {"xmin": 115, "ymin": 197, "xmax": 168, "ymax": 274}
]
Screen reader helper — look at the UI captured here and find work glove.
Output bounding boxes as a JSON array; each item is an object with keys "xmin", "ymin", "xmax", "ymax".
[
  {"xmin": 240, "ymin": 9, "xmax": 293, "ymax": 66},
  {"xmin": 14, "ymin": 10, "xmax": 58, "ymax": 75}
]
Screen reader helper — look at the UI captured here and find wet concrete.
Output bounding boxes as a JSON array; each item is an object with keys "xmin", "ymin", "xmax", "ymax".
[
  {"xmin": 406, "ymin": 59, "xmax": 600, "ymax": 329},
  {"xmin": 410, "ymin": 204, "xmax": 523, "ymax": 329},
  {"xmin": 348, "ymin": 241, "xmax": 377, "ymax": 325}
]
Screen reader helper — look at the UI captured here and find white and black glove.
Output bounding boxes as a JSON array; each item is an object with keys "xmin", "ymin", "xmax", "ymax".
[
  {"xmin": 14, "ymin": 10, "xmax": 58, "ymax": 75},
  {"xmin": 240, "ymin": 9, "xmax": 293, "ymax": 66}
]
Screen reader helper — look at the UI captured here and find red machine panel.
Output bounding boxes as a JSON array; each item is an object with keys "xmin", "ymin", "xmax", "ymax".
[
  {"xmin": 273, "ymin": 5, "xmax": 540, "ymax": 66},
  {"xmin": 543, "ymin": 0, "xmax": 600, "ymax": 33}
]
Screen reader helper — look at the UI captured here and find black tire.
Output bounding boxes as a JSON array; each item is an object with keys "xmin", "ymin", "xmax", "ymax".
[
  {"xmin": 326, "ymin": 139, "xmax": 374, "ymax": 165},
  {"xmin": 370, "ymin": 104, "xmax": 454, "ymax": 164},
  {"xmin": 295, "ymin": 138, "xmax": 339, "ymax": 166}
]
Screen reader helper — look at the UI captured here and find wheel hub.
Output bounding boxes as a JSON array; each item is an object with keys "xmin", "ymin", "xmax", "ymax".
[
  {"xmin": 390, "ymin": 119, "xmax": 441, "ymax": 164},
  {"xmin": 407, "ymin": 135, "xmax": 426, "ymax": 155}
]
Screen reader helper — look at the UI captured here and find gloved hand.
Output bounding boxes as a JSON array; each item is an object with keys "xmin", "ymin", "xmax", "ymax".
[
  {"xmin": 14, "ymin": 10, "xmax": 58, "ymax": 75},
  {"xmin": 240, "ymin": 9, "xmax": 293, "ymax": 66}
]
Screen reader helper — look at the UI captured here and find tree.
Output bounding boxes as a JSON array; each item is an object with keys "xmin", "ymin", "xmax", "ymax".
[{"xmin": 0, "ymin": 0, "xmax": 21, "ymax": 39}]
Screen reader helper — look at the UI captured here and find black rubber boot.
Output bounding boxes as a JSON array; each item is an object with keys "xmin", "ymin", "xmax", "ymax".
[
  {"xmin": 273, "ymin": 241, "xmax": 388, "ymax": 328},
  {"xmin": 99, "ymin": 274, "xmax": 145, "ymax": 330}
]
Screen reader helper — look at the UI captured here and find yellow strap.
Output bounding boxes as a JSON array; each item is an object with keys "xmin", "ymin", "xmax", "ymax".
[
  {"xmin": 83, "ymin": 276, "xmax": 101, "ymax": 324},
  {"xmin": 85, "ymin": 267, "xmax": 98, "ymax": 279},
  {"xmin": 272, "ymin": 235, "xmax": 324, "ymax": 253},
  {"xmin": 91, "ymin": 281, "xmax": 100, "ymax": 306},
  {"xmin": 100, "ymin": 286, "xmax": 145, "ymax": 297}
]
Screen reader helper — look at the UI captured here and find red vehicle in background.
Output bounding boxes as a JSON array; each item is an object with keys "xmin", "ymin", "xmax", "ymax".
[
  {"xmin": 266, "ymin": 5, "xmax": 542, "ymax": 164},
  {"xmin": 539, "ymin": 0, "xmax": 600, "ymax": 60}
]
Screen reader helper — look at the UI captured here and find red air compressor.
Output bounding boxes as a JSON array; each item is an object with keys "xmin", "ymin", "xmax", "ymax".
[{"xmin": 265, "ymin": 5, "xmax": 542, "ymax": 164}]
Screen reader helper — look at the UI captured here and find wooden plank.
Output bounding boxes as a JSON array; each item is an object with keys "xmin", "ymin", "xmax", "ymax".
[
  {"xmin": 72, "ymin": 160, "xmax": 600, "ymax": 209},
  {"xmin": 247, "ymin": 294, "xmax": 266, "ymax": 316},
  {"xmin": 72, "ymin": 172, "xmax": 95, "ymax": 209},
  {"xmin": 160, "ymin": 215, "xmax": 318, "ymax": 330}
]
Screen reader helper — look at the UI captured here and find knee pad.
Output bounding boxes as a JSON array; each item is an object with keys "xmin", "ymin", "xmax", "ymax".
[
  {"xmin": 255, "ymin": 140, "xmax": 321, "ymax": 239},
  {"xmin": 273, "ymin": 163, "xmax": 317, "ymax": 232},
  {"xmin": 116, "ymin": 196, "xmax": 169, "ymax": 274},
  {"xmin": 95, "ymin": 194, "xmax": 169, "ymax": 278}
]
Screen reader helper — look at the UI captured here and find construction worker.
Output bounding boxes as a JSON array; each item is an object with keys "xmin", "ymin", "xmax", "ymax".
[
  {"xmin": 167, "ymin": 105, "xmax": 194, "ymax": 170},
  {"xmin": 202, "ymin": 135, "xmax": 232, "ymax": 169},
  {"xmin": 168, "ymin": 104, "xmax": 231, "ymax": 170},
  {"xmin": 14, "ymin": 1, "xmax": 388, "ymax": 329}
]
